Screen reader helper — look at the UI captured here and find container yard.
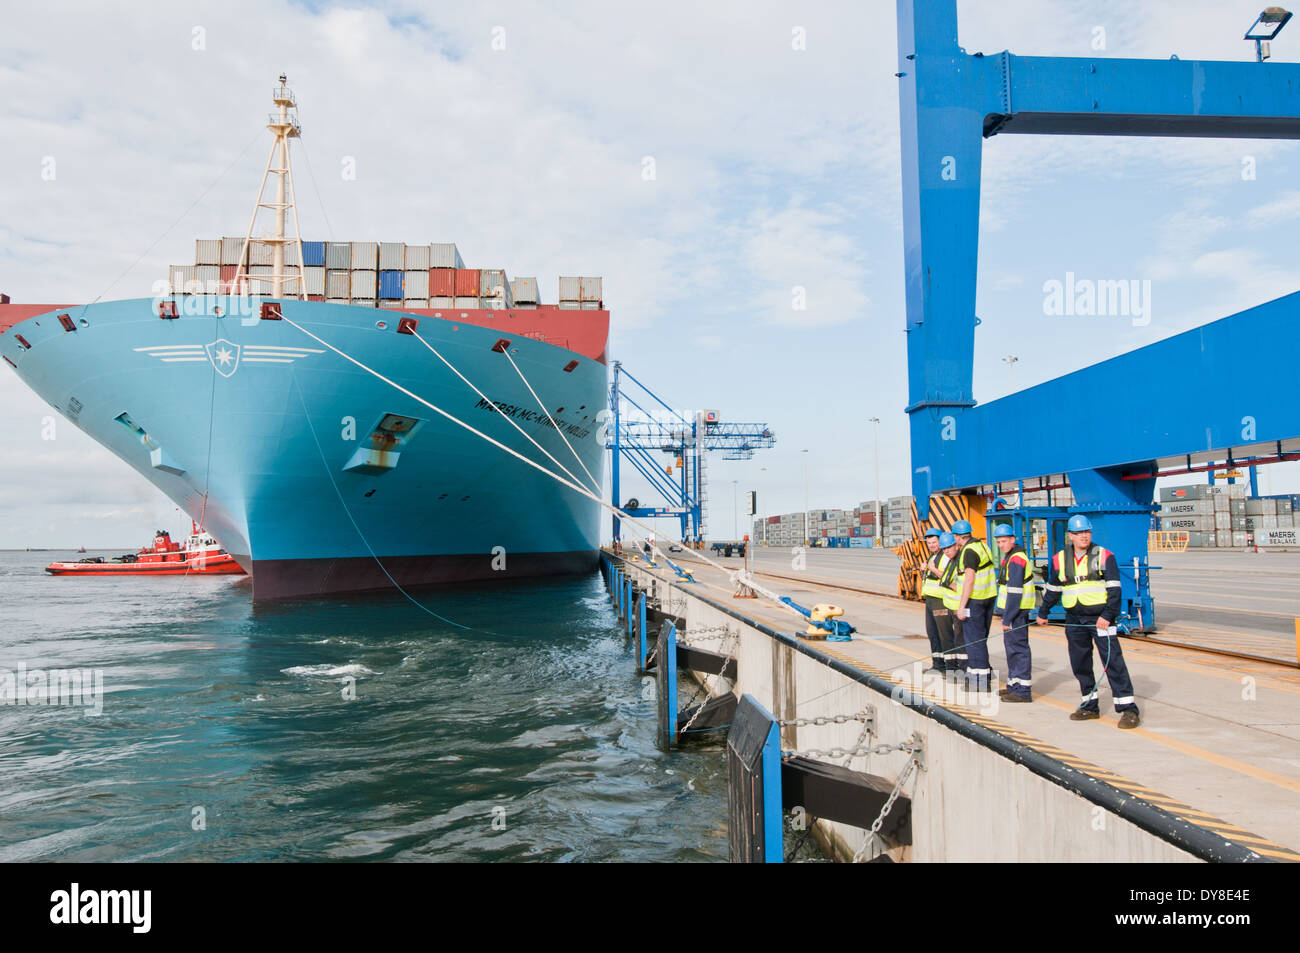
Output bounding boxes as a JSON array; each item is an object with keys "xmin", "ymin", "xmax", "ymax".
[{"xmin": 0, "ymin": 1, "xmax": 1295, "ymax": 925}]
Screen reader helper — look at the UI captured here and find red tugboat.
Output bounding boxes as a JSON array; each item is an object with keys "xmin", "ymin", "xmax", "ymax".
[{"xmin": 45, "ymin": 525, "xmax": 245, "ymax": 576}]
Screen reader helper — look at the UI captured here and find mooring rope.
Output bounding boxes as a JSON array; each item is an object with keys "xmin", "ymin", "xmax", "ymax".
[{"xmin": 501, "ymin": 348, "xmax": 601, "ymax": 492}]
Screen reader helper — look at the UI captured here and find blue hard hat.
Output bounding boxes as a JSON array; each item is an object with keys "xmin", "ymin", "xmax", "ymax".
[
  {"xmin": 951, "ymin": 519, "xmax": 972, "ymax": 535},
  {"xmin": 938, "ymin": 532, "xmax": 957, "ymax": 548},
  {"xmin": 1067, "ymin": 514, "xmax": 1093, "ymax": 532},
  {"xmin": 992, "ymin": 524, "xmax": 1015, "ymax": 538},
  {"xmin": 924, "ymin": 528, "xmax": 943, "ymax": 539}
]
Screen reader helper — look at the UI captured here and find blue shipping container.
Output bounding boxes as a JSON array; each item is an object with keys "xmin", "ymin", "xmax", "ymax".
[
  {"xmin": 302, "ymin": 241, "xmax": 325, "ymax": 267},
  {"xmin": 378, "ymin": 270, "xmax": 404, "ymax": 298}
]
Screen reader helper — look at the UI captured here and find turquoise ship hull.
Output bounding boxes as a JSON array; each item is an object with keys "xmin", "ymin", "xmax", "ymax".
[{"xmin": 3, "ymin": 298, "xmax": 608, "ymax": 599}]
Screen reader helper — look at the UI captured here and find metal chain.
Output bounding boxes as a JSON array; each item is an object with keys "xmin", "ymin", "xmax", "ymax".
[
  {"xmin": 778, "ymin": 711, "xmax": 871, "ymax": 729},
  {"xmin": 852, "ymin": 754, "xmax": 919, "ymax": 864},
  {"xmin": 781, "ymin": 740, "xmax": 919, "ymax": 761}
]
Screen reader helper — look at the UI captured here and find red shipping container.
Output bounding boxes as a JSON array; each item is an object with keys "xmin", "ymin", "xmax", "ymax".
[
  {"xmin": 429, "ymin": 268, "xmax": 456, "ymax": 297},
  {"xmin": 860, "ymin": 512, "xmax": 875, "ymax": 524},
  {"xmin": 454, "ymin": 268, "xmax": 480, "ymax": 296},
  {"xmin": 768, "ymin": 516, "xmax": 779, "ymax": 524},
  {"xmin": 308, "ymin": 294, "xmax": 324, "ymax": 301}
]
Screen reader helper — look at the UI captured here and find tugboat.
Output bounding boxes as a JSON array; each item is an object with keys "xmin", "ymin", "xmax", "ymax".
[{"xmin": 45, "ymin": 524, "xmax": 245, "ymax": 576}]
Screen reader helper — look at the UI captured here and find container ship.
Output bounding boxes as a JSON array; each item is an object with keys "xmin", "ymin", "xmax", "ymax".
[{"xmin": 0, "ymin": 78, "xmax": 609, "ymax": 600}]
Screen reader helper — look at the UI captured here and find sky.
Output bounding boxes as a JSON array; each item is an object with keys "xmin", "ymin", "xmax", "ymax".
[{"xmin": 2, "ymin": 0, "xmax": 1298, "ymax": 547}]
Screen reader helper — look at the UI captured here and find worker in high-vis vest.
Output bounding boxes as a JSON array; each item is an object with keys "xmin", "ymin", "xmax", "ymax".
[
  {"xmin": 1037, "ymin": 514, "xmax": 1140, "ymax": 728},
  {"xmin": 993, "ymin": 524, "xmax": 1035, "ymax": 702},
  {"xmin": 936, "ymin": 532, "xmax": 964, "ymax": 673},
  {"xmin": 952, "ymin": 519, "xmax": 997, "ymax": 692},
  {"xmin": 920, "ymin": 528, "xmax": 951, "ymax": 674}
]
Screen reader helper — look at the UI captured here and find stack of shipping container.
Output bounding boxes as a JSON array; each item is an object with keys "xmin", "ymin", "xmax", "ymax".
[
  {"xmin": 169, "ymin": 240, "xmax": 594, "ymax": 313},
  {"xmin": 1158, "ymin": 484, "xmax": 1298, "ymax": 547}
]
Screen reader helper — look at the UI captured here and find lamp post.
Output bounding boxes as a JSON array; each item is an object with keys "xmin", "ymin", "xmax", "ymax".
[
  {"xmin": 801, "ymin": 449, "xmax": 810, "ymax": 546},
  {"xmin": 1246, "ymin": 7, "xmax": 1293, "ymax": 61},
  {"xmin": 868, "ymin": 417, "xmax": 880, "ymax": 546},
  {"xmin": 1002, "ymin": 354, "xmax": 1019, "ymax": 388},
  {"xmin": 732, "ymin": 479, "xmax": 739, "ymax": 541},
  {"xmin": 760, "ymin": 467, "xmax": 768, "ymax": 545}
]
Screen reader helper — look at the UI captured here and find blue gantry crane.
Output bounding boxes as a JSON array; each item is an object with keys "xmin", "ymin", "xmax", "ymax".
[
  {"xmin": 897, "ymin": 0, "xmax": 1300, "ymax": 631},
  {"xmin": 607, "ymin": 361, "xmax": 776, "ymax": 544}
]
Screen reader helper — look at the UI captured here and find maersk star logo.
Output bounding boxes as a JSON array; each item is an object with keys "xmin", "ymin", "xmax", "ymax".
[
  {"xmin": 134, "ymin": 343, "xmax": 325, "ymax": 373},
  {"xmin": 205, "ymin": 339, "xmax": 241, "ymax": 377}
]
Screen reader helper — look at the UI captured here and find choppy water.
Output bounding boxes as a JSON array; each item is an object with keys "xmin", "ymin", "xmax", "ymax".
[{"xmin": 0, "ymin": 552, "xmax": 730, "ymax": 862}]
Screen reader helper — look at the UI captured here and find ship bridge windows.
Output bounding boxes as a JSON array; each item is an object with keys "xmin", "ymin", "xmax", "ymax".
[{"xmin": 342, "ymin": 412, "xmax": 425, "ymax": 475}]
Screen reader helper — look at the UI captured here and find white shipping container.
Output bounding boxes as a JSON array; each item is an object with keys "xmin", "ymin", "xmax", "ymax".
[
  {"xmin": 326, "ymin": 297, "xmax": 349, "ymax": 305},
  {"xmin": 580, "ymin": 276, "xmax": 602, "ymax": 301},
  {"xmin": 1214, "ymin": 511, "xmax": 1231, "ymax": 530},
  {"xmin": 379, "ymin": 300, "xmax": 404, "ymax": 310},
  {"xmin": 1228, "ymin": 484, "xmax": 1248, "ymax": 499},
  {"xmin": 250, "ymin": 265, "xmax": 273, "ymax": 276},
  {"xmin": 304, "ymin": 267, "xmax": 326, "ymax": 295},
  {"xmin": 351, "ymin": 298, "xmax": 376, "ymax": 308},
  {"xmin": 195, "ymin": 265, "xmax": 220, "ymax": 283},
  {"xmin": 512, "ymin": 277, "xmax": 539, "ymax": 303},
  {"xmin": 1255, "ymin": 527, "xmax": 1300, "ymax": 546},
  {"xmin": 1230, "ymin": 499, "xmax": 1246, "ymax": 515},
  {"xmin": 195, "ymin": 239, "xmax": 221, "ymax": 265},
  {"xmin": 558, "ymin": 276, "xmax": 581, "ymax": 301},
  {"xmin": 171, "ymin": 265, "xmax": 197, "ymax": 287},
  {"xmin": 429, "ymin": 296, "xmax": 454, "ymax": 307},
  {"xmin": 249, "ymin": 242, "xmax": 274, "ymax": 266},
  {"xmin": 351, "ymin": 242, "xmax": 378, "ymax": 269},
  {"xmin": 1161, "ymin": 500, "xmax": 1214, "ymax": 516},
  {"xmin": 221, "ymin": 237, "xmax": 244, "ymax": 265},
  {"xmin": 284, "ymin": 243, "xmax": 301, "ymax": 268},
  {"xmin": 1216, "ymin": 530, "xmax": 1233, "ymax": 548},
  {"xmin": 326, "ymin": 243, "xmax": 351, "ymax": 268},
  {"xmin": 378, "ymin": 242, "xmax": 405, "ymax": 270},
  {"xmin": 430, "ymin": 243, "xmax": 463, "ymax": 268},
  {"xmin": 1280, "ymin": 514, "xmax": 1295, "ymax": 529},
  {"xmin": 1161, "ymin": 517, "xmax": 1212, "ymax": 531},
  {"xmin": 404, "ymin": 244, "xmax": 431, "ymax": 270},
  {"xmin": 1232, "ymin": 532, "xmax": 1249, "ymax": 547},
  {"xmin": 404, "ymin": 299, "xmax": 429, "ymax": 308},
  {"xmin": 403, "ymin": 270, "xmax": 430, "ymax": 297},
  {"xmin": 454, "ymin": 297, "xmax": 479, "ymax": 309},
  {"xmin": 558, "ymin": 301, "xmax": 580, "ymax": 310},
  {"xmin": 580, "ymin": 301, "xmax": 601, "ymax": 310},
  {"xmin": 1213, "ymin": 495, "xmax": 1229, "ymax": 513},
  {"xmin": 351, "ymin": 271, "xmax": 377, "ymax": 297},
  {"xmin": 326, "ymin": 270, "xmax": 350, "ymax": 298}
]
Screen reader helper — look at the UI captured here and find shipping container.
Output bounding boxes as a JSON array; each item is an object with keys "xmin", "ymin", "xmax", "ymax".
[
  {"xmin": 558, "ymin": 276, "xmax": 582, "ymax": 301},
  {"xmin": 429, "ymin": 268, "xmax": 456, "ymax": 297},
  {"xmin": 304, "ymin": 267, "xmax": 326, "ymax": 296},
  {"xmin": 1161, "ymin": 516, "xmax": 1212, "ymax": 531},
  {"xmin": 195, "ymin": 239, "xmax": 221, "ymax": 265},
  {"xmin": 1231, "ymin": 516, "xmax": 1247, "ymax": 531},
  {"xmin": 558, "ymin": 301, "xmax": 580, "ymax": 310},
  {"xmin": 308, "ymin": 294, "xmax": 325, "ymax": 302},
  {"xmin": 1160, "ymin": 499, "xmax": 1214, "ymax": 516},
  {"xmin": 326, "ymin": 242, "xmax": 351, "ymax": 269},
  {"xmin": 378, "ymin": 270, "xmax": 404, "ymax": 299},
  {"xmin": 171, "ymin": 265, "xmax": 197, "ymax": 288},
  {"xmin": 1246, "ymin": 499, "xmax": 1277, "ymax": 516},
  {"xmin": 580, "ymin": 301, "xmax": 601, "ymax": 310},
  {"xmin": 247, "ymin": 242, "xmax": 273, "ymax": 266},
  {"xmin": 455, "ymin": 269, "xmax": 480, "ymax": 296},
  {"xmin": 194, "ymin": 264, "xmax": 219, "ymax": 283},
  {"xmin": 454, "ymin": 296, "xmax": 480, "ymax": 309},
  {"xmin": 1213, "ymin": 511, "xmax": 1231, "ymax": 530},
  {"xmin": 303, "ymin": 241, "xmax": 326, "ymax": 267},
  {"xmin": 430, "ymin": 243, "xmax": 464, "ymax": 269},
  {"xmin": 1230, "ymin": 499, "xmax": 1246, "ymax": 515},
  {"xmin": 351, "ymin": 242, "xmax": 378, "ymax": 269},
  {"xmin": 511, "ymin": 276, "xmax": 539, "ymax": 303},
  {"xmin": 285, "ymin": 243, "xmax": 301, "ymax": 268},
  {"xmin": 351, "ymin": 270, "xmax": 377, "ymax": 298},
  {"xmin": 378, "ymin": 242, "xmax": 405, "ymax": 270},
  {"xmin": 404, "ymin": 244, "xmax": 431, "ymax": 270},
  {"xmin": 1213, "ymin": 495, "xmax": 1230, "ymax": 513},
  {"xmin": 351, "ymin": 298, "xmax": 377, "ymax": 308},
  {"xmin": 1216, "ymin": 530, "xmax": 1233, "ymax": 548},
  {"xmin": 325, "ymin": 297, "xmax": 349, "ymax": 305},
  {"xmin": 429, "ymin": 296, "xmax": 454, "ymax": 308},
  {"xmin": 403, "ymin": 270, "xmax": 430, "ymax": 298},
  {"xmin": 379, "ymin": 300, "xmax": 404, "ymax": 310},
  {"xmin": 480, "ymin": 268, "xmax": 508, "ymax": 297},
  {"xmin": 1232, "ymin": 531, "xmax": 1249, "ymax": 547},
  {"xmin": 403, "ymin": 299, "xmax": 429, "ymax": 309},
  {"xmin": 221, "ymin": 237, "xmax": 244, "ymax": 266},
  {"xmin": 326, "ymin": 270, "xmax": 350, "ymax": 298},
  {"xmin": 220, "ymin": 265, "xmax": 238, "ymax": 291}
]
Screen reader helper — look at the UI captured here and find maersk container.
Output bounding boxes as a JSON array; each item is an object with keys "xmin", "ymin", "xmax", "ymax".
[
  {"xmin": 454, "ymin": 296, "xmax": 480, "ymax": 309},
  {"xmin": 511, "ymin": 277, "xmax": 539, "ymax": 303},
  {"xmin": 430, "ymin": 243, "xmax": 463, "ymax": 268},
  {"xmin": 454, "ymin": 269, "xmax": 480, "ymax": 296},
  {"xmin": 326, "ymin": 242, "xmax": 351, "ymax": 269},
  {"xmin": 352, "ymin": 242, "xmax": 379, "ymax": 269},
  {"xmin": 221, "ymin": 237, "xmax": 244, "ymax": 265},
  {"xmin": 303, "ymin": 241, "xmax": 326, "ymax": 267},
  {"xmin": 305, "ymin": 267, "xmax": 326, "ymax": 295},
  {"xmin": 351, "ymin": 270, "xmax": 377, "ymax": 298},
  {"xmin": 429, "ymin": 268, "xmax": 455, "ymax": 297},
  {"xmin": 195, "ymin": 239, "xmax": 221, "ymax": 265},
  {"xmin": 403, "ymin": 270, "xmax": 429, "ymax": 298},
  {"xmin": 326, "ymin": 270, "xmax": 351, "ymax": 298},
  {"xmin": 378, "ymin": 242, "xmax": 405, "ymax": 270},
  {"xmin": 404, "ymin": 244, "xmax": 431, "ymax": 270},
  {"xmin": 378, "ymin": 270, "xmax": 404, "ymax": 298}
]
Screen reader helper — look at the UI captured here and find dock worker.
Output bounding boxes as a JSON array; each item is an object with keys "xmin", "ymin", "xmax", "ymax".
[
  {"xmin": 934, "ymin": 532, "xmax": 964, "ymax": 674},
  {"xmin": 993, "ymin": 524, "xmax": 1035, "ymax": 702},
  {"xmin": 1036, "ymin": 514, "xmax": 1140, "ymax": 728},
  {"xmin": 952, "ymin": 519, "xmax": 997, "ymax": 692},
  {"xmin": 920, "ymin": 528, "xmax": 950, "ymax": 674}
]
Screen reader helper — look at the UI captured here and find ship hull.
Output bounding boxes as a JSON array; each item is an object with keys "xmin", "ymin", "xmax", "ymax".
[{"xmin": 5, "ymin": 298, "xmax": 609, "ymax": 600}]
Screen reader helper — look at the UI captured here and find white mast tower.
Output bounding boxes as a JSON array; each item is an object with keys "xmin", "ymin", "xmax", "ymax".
[{"xmin": 234, "ymin": 74, "xmax": 306, "ymax": 299}]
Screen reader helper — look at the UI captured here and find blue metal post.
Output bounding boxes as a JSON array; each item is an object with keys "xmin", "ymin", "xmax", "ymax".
[
  {"xmin": 1250, "ymin": 465, "xmax": 1260, "ymax": 498},
  {"xmin": 638, "ymin": 593, "xmax": 647, "ymax": 669},
  {"xmin": 664, "ymin": 622, "xmax": 678, "ymax": 742}
]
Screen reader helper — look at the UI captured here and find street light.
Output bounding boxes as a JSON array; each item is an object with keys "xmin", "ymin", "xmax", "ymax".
[
  {"xmin": 1002, "ymin": 354, "xmax": 1019, "ymax": 388},
  {"xmin": 1246, "ymin": 6, "xmax": 1292, "ymax": 61},
  {"xmin": 760, "ymin": 467, "xmax": 768, "ymax": 545},
  {"xmin": 868, "ymin": 417, "xmax": 881, "ymax": 546},
  {"xmin": 801, "ymin": 449, "xmax": 810, "ymax": 546},
  {"xmin": 732, "ymin": 479, "xmax": 738, "ymax": 541}
]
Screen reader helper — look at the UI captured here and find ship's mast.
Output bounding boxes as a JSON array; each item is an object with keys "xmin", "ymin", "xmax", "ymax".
[{"xmin": 235, "ymin": 74, "xmax": 306, "ymax": 299}]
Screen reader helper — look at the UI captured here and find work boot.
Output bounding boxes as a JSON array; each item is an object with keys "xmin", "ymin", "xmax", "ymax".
[
  {"xmin": 1069, "ymin": 707, "xmax": 1101, "ymax": 721},
  {"xmin": 1002, "ymin": 693, "xmax": 1032, "ymax": 703},
  {"xmin": 998, "ymin": 688, "xmax": 1014, "ymax": 699},
  {"xmin": 1117, "ymin": 710, "xmax": 1141, "ymax": 730}
]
